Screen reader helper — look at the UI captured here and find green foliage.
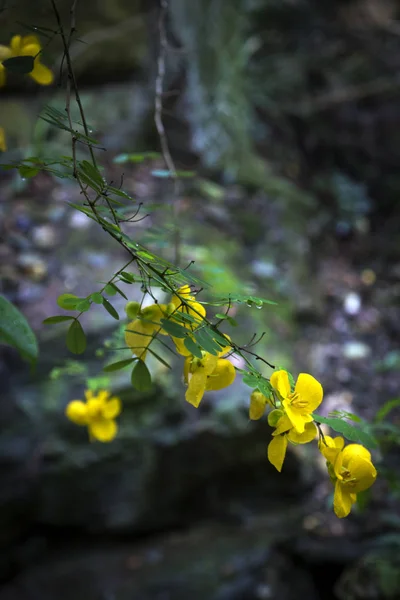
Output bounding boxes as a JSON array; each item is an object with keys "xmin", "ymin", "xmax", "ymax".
[
  {"xmin": 131, "ymin": 359, "xmax": 152, "ymax": 391},
  {"xmin": 66, "ymin": 320, "xmax": 87, "ymax": 354},
  {"xmin": 0, "ymin": 294, "xmax": 38, "ymax": 367},
  {"xmin": 103, "ymin": 358, "xmax": 137, "ymax": 372},
  {"xmin": 313, "ymin": 412, "xmax": 378, "ymax": 450}
]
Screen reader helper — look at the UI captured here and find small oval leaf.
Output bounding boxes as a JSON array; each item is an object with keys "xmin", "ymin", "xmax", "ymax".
[
  {"xmin": 43, "ymin": 316, "xmax": 75, "ymax": 325},
  {"xmin": 66, "ymin": 320, "xmax": 87, "ymax": 354},
  {"xmin": 90, "ymin": 292, "xmax": 103, "ymax": 305},
  {"xmin": 57, "ymin": 294, "xmax": 81, "ymax": 310},
  {"xmin": 102, "ymin": 298, "xmax": 119, "ymax": 320},
  {"xmin": 3, "ymin": 55, "xmax": 35, "ymax": 74},
  {"xmin": 103, "ymin": 358, "xmax": 137, "ymax": 372},
  {"xmin": 131, "ymin": 359, "xmax": 152, "ymax": 392}
]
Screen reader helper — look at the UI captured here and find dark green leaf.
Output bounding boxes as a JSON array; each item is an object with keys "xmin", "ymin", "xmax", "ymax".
[
  {"xmin": 43, "ymin": 315, "xmax": 75, "ymax": 324},
  {"xmin": 312, "ymin": 414, "xmax": 378, "ymax": 449},
  {"xmin": 103, "ymin": 357, "xmax": 137, "ymax": 372},
  {"xmin": 106, "ymin": 282, "xmax": 127, "ymax": 300},
  {"xmin": 183, "ymin": 336, "xmax": 203, "ymax": 359},
  {"xmin": 131, "ymin": 359, "xmax": 152, "ymax": 391},
  {"xmin": 0, "ymin": 294, "xmax": 38, "ymax": 366},
  {"xmin": 147, "ymin": 348, "xmax": 171, "ymax": 369},
  {"xmin": 66, "ymin": 320, "xmax": 86, "ymax": 354},
  {"xmin": 193, "ymin": 328, "xmax": 221, "ymax": 356},
  {"xmin": 160, "ymin": 319, "xmax": 188, "ymax": 338},
  {"xmin": 3, "ymin": 55, "xmax": 34, "ymax": 74},
  {"xmin": 18, "ymin": 165, "xmax": 39, "ymax": 178},
  {"xmin": 375, "ymin": 398, "xmax": 400, "ymax": 423},
  {"xmin": 120, "ymin": 271, "xmax": 135, "ymax": 283},
  {"xmin": 102, "ymin": 298, "xmax": 119, "ymax": 320}
]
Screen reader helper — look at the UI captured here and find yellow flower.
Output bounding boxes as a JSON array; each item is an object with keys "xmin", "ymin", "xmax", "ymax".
[
  {"xmin": 249, "ymin": 390, "xmax": 274, "ymax": 420},
  {"xmin": 267, "ymin": 413, "xmax": 317, "ymax": 472},
  {"xmin": 0, "ymin": 127, "xmax": 6, "ymax": 152},
  {"xmin": 0, "ymin": 35, "xmax": 53, "ymax": 87},
  {"xmin": 331, "ymin": 440, "xmax": 377, "ymax": 518},
  {"xmin": 125, "ymin": 303, "xmax": 169, "ymax": 360},
  {"xmin": 169, "ymin": 285, "xmax": 206, "ymax": 355},
  {"xmin": 183, "ymin": 352, "xmax": 236, "ymax": 407},
  {"xmin": 270, "ymin": 369, "xmax": 323, "ymax": 434},
  {"xmin": 65, "ymin": 390, "xmax": 121, "ymax": 442}
]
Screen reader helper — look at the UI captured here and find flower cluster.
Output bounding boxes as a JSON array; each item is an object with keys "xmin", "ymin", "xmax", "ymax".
[
  {"xmin": 66, "ymin": 389, "xmax": 121, "ymax": 442},
  {"xmin": 0, "ymin": 35, "xmax": 53, "ymax": 87},
  {"xmin": 124, "ymin": 285, "xmax": 236, "ymax": 407},
  {"xmin": 249, "ymin": 368, "xmax": 377, "ymax": 518},
  {"xmin": 319, "ymin": 436, "xmax": 377, "ymax": 518},
  {"xmin": 0, "ymin": 35, "xmax": 53, "ymax": 152}
]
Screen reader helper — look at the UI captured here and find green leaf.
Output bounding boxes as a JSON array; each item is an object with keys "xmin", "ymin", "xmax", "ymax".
[
  {"xmin": 76, "ymin": 299, "xmax": 91, "ymax": 312},
  {"xmin": 102, "ymin": 298, "xmax": 119, "ymax": 320},
  {"xmin": 66, "ymin": 320, "xmax": 86, "ymax": 354},
  {"xmin": 147, "ymin": 348, "xmax": 171, "ymax": 369},
  {"xmin": 90, "ymin": 292, "xmax": 104, "ymax": 305},
  {"xmin": 106, "ymin": 282, "xmax": 128, "ymax": 300},
  {"xmin": 43, "ymin": 315, "xmax": 75, "ymax": 324},
  {"xmin": 131, "ymin": 359, "xmax": 152, "ymax": 391},
  {"xmin": 193, "ymin": 328, "xmax": 221, "ymax": 356},
  {"xmin": 0, "ymin": 294, "xmax": 38, "ymax": 366},
  {"xmin": 375, "ymin": 398, "xmax": 400, "ymax": 423},
  {"xmin": 57, "ymin": 294, "xmax": 81, "ymax": 310},
  {"xmin": 120, "ymin": 271, "xmax": 135, "ymax": 283},
  {"xmin": 18, "ymin": 165, "xmax": 40, "ymax": 178},
  {"xmin": 215, "ymin": 313, "xmax": 228, "ymax": 320},
  {"xmin": 103, "ymin": 357, "xmax": 137, "ymax": 372},
  {"xmin": 113, "ymin": 152, "xmax": 161, "ymax": 164},
  {"xmin": 104, "ymin": 284, "xmax": 117, "ymax": 296},
  {"xmin": 183, "ymin": 336, "xmax": 203, "ymax": 359},
  {"xmin": 3, "ymin": 55, "xmax": 34, "ymax": 74},
  {"xmin": 312, "ymin": 414, "xmax": 378, "ymax": 449},
  {"xmin": 160, "ymin": 319, "xmax": 188, "ymax": 338}
]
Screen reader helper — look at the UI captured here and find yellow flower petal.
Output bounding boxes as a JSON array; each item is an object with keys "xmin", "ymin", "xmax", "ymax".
[
  {"xmin": 267, "ymin": 435, "xmax": 288, "ymax": 472},
  {"xmin": 319, "ymin": 435, "xmax": 344, "ymax": 465},
  {"xmin": 65, "ymin": 400, "xmax": 88, "ymax": 425},
  {"xmin": 90, "ymin": 419, "xmax": 117, "ymax": 442},
  {"xmin": 0, "ymin": 64, "xmax": 6, "ymax": 88},
  {"xmin": 343, "ymin": 457, "xmax": 377, "ymax": 494},
  {"xmin": 185, "ymin": 370, "xmax": 207, "ymax": 407},
  {"xmin": 282, "ymin": 400, "xmax": 313, "ymax": 434},
  {"xmin": 342, "ymin": 443, "xmax": 372, "ymax": 465},
  {"xmin": 294, "ymin": 373, "xmax": 323, "ymax": 413},
  {"xmin": 333, "ymin": 480, "xmax": 354, "ymax": 518},
  {"xmin": 0, "ymin": 45, "xmax": 12, "ymax": 61},
  {"xmin": 288, "ymin": 421, "xmax": 317, "ymax": 444},
  {"xmin": 102, "ymin": 397, "xmax": 122, "ymax": 419},
  {"xmin": 272, "ymin": 413, "xmax": 293, "ymax": 435},
  {"xmin": 10, "ymin": 35, "xmax": 22, "ymax": 54},
  {"xmin": 249, "ymin": 390, "xmax": 268, "ymax": 420},
  {"xmin": 29, "ymin": 60, "xmax": 54, "ymax": 85},
  {"xmin": 270, "ymin": 370, "xmax": 291, "ymax": 399},
  {"xmin": 21, "ymin": 35, "xmax": 41, "ymax": 50},
  {"xmin": 125, "ymin": 319, "xmax": 154, "ymax": 360},
  {"xmin": 206, "ymin": 358, "xmax": 235, "ymax": 391},
  {"xmin": 174, "ymin": 336, "xmax": 192, "ymax": 357},
  {"xmin": 21, "ymin": 43, "xmax": 40, "ymax": 57},
  {"xmin": 0, "ymin": 127, "xmax": 6, "ymax": 152}
]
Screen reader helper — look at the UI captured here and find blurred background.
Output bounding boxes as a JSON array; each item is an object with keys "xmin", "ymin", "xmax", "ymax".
[{"xmin": 1, "ymin": 0, "xmax": 400, "ymax": 598}]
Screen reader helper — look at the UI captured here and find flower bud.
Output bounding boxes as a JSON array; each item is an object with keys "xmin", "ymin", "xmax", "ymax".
[
  {"xmin": 125, "ymin": 301, "xmax": 140, "ymax": 319},
  {"xmin": 268, "ymin": 409, "xmax": 284, "ymax": 428}
]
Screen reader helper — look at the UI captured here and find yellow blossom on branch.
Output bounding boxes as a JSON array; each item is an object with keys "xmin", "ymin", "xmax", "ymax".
[
  {"xmin": 65, "ymin": 390, "xmax": 121, "ymax": 442},
  {"xmin": 0, "ymin": 35, "xmax": 53, "ymax": 87},
  {"xmin": 125, "ymin": 303, "xmax": 170, "ymax": 360},
  {"xmin": 320, "ymin": 436, "xmax": 377, "ymax": 518},
  {"xmin": 0, "ymin": 127, "xmax": 6, "ymax": 152},
  {"xmin": 249, "ymin": 389, "xmax": 274, "ymax": 420},
  {"xmin": 270, "ymin": 369, "xmax": 323, "ymax": 434},
  {"xmin": 183, "ymin": 352, "xmax": 236, "ymax": 407},
  {"xmin": 267, "ymin": 413, "xmax": 317, "ymax": 472}
]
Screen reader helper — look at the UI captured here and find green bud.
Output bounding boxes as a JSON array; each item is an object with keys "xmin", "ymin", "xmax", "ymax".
[
  {"xmin": 125, "ymin": 301, "xmax": 140, "ymax": 319},
  {"xmin": 268, "ymin": 409, "xmax": 284, "ymax": 428}
]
